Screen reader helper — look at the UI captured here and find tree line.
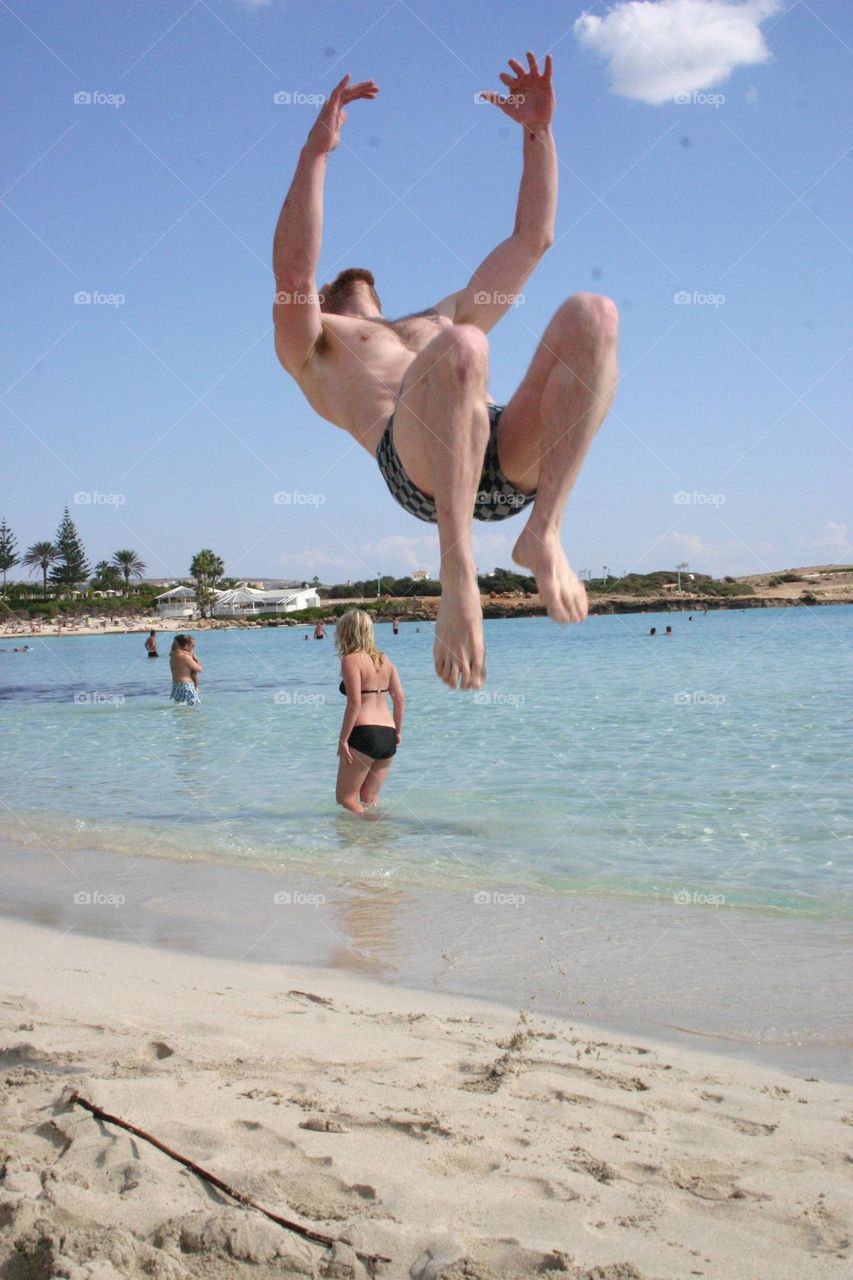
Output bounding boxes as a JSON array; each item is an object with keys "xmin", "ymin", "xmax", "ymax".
[
  {"xmin": 0, "ymin": 509, "xmax": 145, "ymax": 596},
  {"xmin": 321, "ymin": 567, "xmax": 537, "ymax": 599}
]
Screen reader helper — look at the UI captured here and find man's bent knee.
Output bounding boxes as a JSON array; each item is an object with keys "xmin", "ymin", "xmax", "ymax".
[
  {"xmin": 429, "ymin": 323, "xmax": 489, "ymax": 388},
  {"xmin": 552, "ymin": 294, "xmax": 619, "ymax": 348}
]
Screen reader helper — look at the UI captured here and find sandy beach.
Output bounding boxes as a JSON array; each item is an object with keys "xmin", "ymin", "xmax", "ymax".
[{"xmin": 1, "ymin": 916, "xmax": 850, "ymax": 1280}]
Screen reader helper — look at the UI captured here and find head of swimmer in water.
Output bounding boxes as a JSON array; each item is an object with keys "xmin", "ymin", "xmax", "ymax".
[
  {"xmin": 318, "ymin": 267, "xmax": 382, "ymax": 319},
  {"xmin": 335, "ymin": 608, "xmax": 384, "ymax": 669}
]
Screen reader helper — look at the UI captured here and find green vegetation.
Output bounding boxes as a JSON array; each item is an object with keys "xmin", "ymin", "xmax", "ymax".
[
  {"xmin": 113, "ymin": 549, "xmax": 147, "ymax": 588},
  {"xmin": 22, "ymin": 540, "xmax": 60, "ymax": 595},
  {"xmin": 49, "ymin": 508, "xmax": 90, "ymax": 589},
  {"xmin": 92, "ymin": 560, "xmax": 123, "ymax": 591},
  {"xmin": 0, "ymin": 519, "xmax": 19, "ymax": 593},
  {"xmin": 587, "ymin": 571, "xmax": 753, "ymax": 598},
  {"xmin": 190, "ymin": 549, "xmax": 224, "ymax": 618},
  {"xmin": 319, "ymin": 567, "xmax": 757, "ymax": 601},
  {"xmin": 323, "ymin": 568, "xmax": 536, "ymax": 599},
  {"xmin": 478, "ymin": 567, "xmax": 537, "ymax": 594},
  {"xmin": 323, "ymin": 574, "xmax": 441, "ymax": 599}
]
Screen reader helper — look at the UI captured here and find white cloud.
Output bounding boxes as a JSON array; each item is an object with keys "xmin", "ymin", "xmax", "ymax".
[
  {"xmin": 280, "ymin": 527, "xmax": 523, "ymax": 582},
  {"xmin": 358, "ymin": 532, "xmax": 439, "ymax": 572},
  {"xmin": 809, "ymin": 521, "xmax": 853, "ymax": 558},
  {"xmin": 574, "ymin": 0, "xmax": 781, "ymax": 106}
]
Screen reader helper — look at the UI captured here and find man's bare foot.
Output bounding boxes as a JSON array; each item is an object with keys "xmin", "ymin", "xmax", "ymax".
[
  {"xmin": 435, "ymin": 565, "xmax": 485, "ymax": 689},
  {"xmin": 512, "ymin": 525, "xmax": 588, "ymax": 623}
]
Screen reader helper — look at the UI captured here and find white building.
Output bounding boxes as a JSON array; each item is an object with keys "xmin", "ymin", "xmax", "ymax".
[
  {"xmin": 154, "ymin": 585, "xmax": 198, "ymax": 619},
  {"xmin": 155, "ymin": 584, "xmax": 321, "ymax": 619},
  {"xmin": 212, "ymin": 585, "xmax": 321, "ymax": 617}
]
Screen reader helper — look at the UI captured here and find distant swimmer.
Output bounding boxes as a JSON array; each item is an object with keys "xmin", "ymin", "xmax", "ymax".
[
  {"xmin": 392, "ymin": 616, "xmax": 400, "ymax": 635},
  {"xmin": 170, "ymin": 634, "xmax": 202, "ymax": 706},
  {"xmin": 314, "ymin": 620, "xmax": 327, "ymax": 640},
  {"xmin": 665, "ymin": 625, "xmax": 673, "ymax": 636},
  {"xmin": 649, "ymin": 627, "xmax": 657, "ymax": 636},
  {"xmin": 145, "ymin": 629, "xmax": 159, "ymax": 658},
  {"xmin": 272, "ymin": 52, "xmax": 618, "ymax": 691},
  {"xmin": 335, "ymin": 609, "xmax": 404, "ymax": 815}
]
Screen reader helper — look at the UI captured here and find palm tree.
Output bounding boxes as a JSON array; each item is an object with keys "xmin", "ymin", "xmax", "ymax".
[
  {"xmin": 190, "ymin": 549, "xmax": 224, "ymax": 618},
  {"xmin": 23, "ymin": 541, "xmax": 60, "ymax": 596},
  {"xmin": 112, "ymin": 549, "xmax": 147, "ymax": 591},
  {"xmin": 92, "ymin": 560, "xmax": 122, "ymax": 590}
]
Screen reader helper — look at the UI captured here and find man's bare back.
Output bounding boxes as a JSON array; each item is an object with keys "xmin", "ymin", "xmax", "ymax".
[{"xmin": 272, "ymin": 55, "xmax": 619, "ymax": 690}]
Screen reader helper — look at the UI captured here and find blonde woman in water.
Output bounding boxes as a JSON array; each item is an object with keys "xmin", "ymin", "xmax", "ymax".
[{"xmin": 335, "ymin": 609, "xmax": 404, "ymax": 814}]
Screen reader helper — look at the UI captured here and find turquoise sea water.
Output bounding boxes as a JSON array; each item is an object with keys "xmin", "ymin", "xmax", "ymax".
[{"xmin": 2, "ymin": 607, "xmax": 851, "ymax": 917}]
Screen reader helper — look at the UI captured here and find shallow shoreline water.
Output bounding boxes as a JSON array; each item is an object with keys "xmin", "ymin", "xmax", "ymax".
[
  {"xmin": 3, "ymin": 838, "xmax": 850, "ymax": 1082},
  {"xmin": 3, "ymin": 609, "xmax": 853, "ymax": 919},
  {"xmin": 3, "ymin": 608, "xmax": 851, "ymax": 1079}
]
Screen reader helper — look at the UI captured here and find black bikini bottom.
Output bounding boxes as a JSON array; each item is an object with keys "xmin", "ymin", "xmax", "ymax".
[{"xmin": 348, "ymin": 725, "xmax": 397, "ymax": 761}]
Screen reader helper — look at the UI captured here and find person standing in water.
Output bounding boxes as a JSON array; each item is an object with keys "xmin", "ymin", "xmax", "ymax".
[
  {"xmin": 169, "ymin": 634, "xmax": 202, "ymax": 706},
  {"xmin": 335, "ymin": 609, "xmax": 404, "ymax": 815},
  {"xmin": 145, "ymin": 629, "xmax": 158, "ymax": 658},
  {"xmin": 314, "ymin": 620, "xmax": 327, "ymax": 639}
]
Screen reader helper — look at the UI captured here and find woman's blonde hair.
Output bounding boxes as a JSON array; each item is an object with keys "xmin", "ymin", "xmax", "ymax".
[{"xmin": 335, "ymin": 609, "xmax": 384, "ymax": 670}]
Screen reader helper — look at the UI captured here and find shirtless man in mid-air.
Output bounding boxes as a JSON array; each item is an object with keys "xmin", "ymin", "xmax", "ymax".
[{"xmin": 272, "ymin": 52, "xmax": 618, "ymax": 690}]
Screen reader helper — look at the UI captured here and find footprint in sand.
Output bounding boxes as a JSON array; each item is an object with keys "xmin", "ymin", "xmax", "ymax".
[
  {"xmin": 719, "ymin": 1114, "xmax": 778, "ymax": 1136},
  {"xmin": 798, "ymin": 1196, "xmax": 851, "ymax": 1253},
  {"xmin": 551, "ymin": 1087, "xmax": 652, "ymax": 1132}
]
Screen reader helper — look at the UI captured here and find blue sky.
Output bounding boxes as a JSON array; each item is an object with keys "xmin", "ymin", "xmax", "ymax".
[{"xmin": 2, "ymin": 0, "xmax": 850, "ymax": 584}]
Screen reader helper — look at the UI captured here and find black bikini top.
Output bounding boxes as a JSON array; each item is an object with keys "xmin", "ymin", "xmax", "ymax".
[{"xmin": 339, "ymin": 680, "xmax": 389, "ymax": 695}]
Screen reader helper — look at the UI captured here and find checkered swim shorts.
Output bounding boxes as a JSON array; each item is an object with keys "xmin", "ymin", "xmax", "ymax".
[
  {"xmin": 376, "ymin": 402, "xmax": 536, "ymax": 524},
  {"xmin": 170, "ymin": 681, "xmax": 200, "ymax": 706}
]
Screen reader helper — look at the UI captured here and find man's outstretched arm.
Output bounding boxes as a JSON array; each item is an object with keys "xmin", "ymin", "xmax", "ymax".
[
  {"xmin": 438, "ymin": 53, "xmax": 557, "ymax": 333},
  {"xmin": 272, "ymin": 75, "xmax": 378, "ymax": 375}
]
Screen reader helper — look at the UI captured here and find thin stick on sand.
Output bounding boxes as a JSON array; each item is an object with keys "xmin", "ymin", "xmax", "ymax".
[{"xmin": 69, "ymin": 1092, "xmax": 391, "ymax": 1271}]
